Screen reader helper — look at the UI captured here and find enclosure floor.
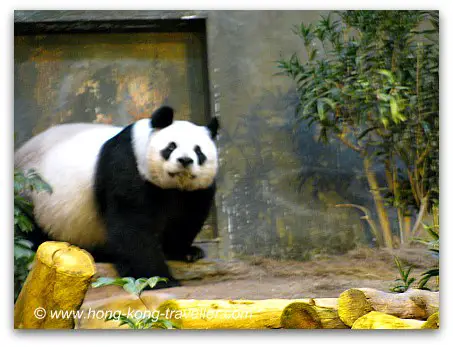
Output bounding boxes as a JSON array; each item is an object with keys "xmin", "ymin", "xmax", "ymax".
[{"xmin": 86, "ymin": 247, "xmax": 436, "ymax": 301}]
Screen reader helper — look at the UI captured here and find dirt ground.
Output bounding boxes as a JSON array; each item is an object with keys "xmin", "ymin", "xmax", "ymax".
[{"xmin": 87, "ymin": 246, "xmax": 437, "ymax": 301}]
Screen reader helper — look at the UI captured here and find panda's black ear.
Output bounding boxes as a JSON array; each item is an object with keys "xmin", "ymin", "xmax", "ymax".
[
  {"xmin": 150, "ymin": 106, "xmax": 174, "ymax": 129},
  {"xmin": 206, "ymin": 117, "xmax": 219, "ymax": 139}
]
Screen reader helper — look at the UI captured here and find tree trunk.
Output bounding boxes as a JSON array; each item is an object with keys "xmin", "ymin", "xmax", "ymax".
[
  {"xmin": 363, "ymin": 157, "xmax": 394, "ymax": 248},
  {"xmin": 397, "ymin": 208, "xmax": 405, "ymax": 245},
  {"xmin": 403, "ymin": 215, "xmax": 412, "ymax": 245},
  {"xmin": 412, "ymin": 195, "xmax": 428, "ymax": 237}
]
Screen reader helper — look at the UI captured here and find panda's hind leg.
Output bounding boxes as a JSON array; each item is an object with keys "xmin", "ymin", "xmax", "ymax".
[
  {"xmin": 186, "ymin": 245, "xmax": 206, "ymax": 262},
  {"xmin": 165, "ymin": 245, "xmax": 205, "ymax": 263}
]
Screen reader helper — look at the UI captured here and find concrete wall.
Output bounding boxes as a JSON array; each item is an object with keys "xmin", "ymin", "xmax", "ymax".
[
  {"xmin": 205, "ymin": 11, "xmax": 371, "ymax": 259},
  {"xmin": 14, "ymin": 10, "xmax": 377, "ymax": 260}
]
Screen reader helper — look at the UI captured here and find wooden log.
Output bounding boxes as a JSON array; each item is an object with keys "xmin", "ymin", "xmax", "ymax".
[
  {"xmin": 338, "ymin": 288, "xmax": 439, "ymax": 326},
  {"xmin": 352, "ymin": 311, "xmax": 425, "ymax": 329},
  {"xmin": 14, "ymin": 241, "xmax": 96, "ymax": 329},
  {"xmin": 280, "ymin": 301, "xmax": 348, "ymax": 329},
  {"xmin": 422, "ymin": 311, "xmax": 439, "ymax": 329},
  {"xmin": 338, "ymin": 289, "xmax": 373, "ymax": 326},
  {"xmin": 75, "ymin": 291, "xmax": 174, "ymax": 329},
  {"xmin": 157, "ymin": 298, "xmax": 338, "ymax": 329}
]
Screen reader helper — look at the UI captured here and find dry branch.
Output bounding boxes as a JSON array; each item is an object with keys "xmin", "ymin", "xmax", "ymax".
[{"xmin": 338, "ymin": 288, "xmax": 439, "ymax": 327}]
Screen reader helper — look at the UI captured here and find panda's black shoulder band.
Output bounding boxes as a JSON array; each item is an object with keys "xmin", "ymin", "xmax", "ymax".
[{"xmin": 150, "ymin": 106, "xmax": 174, "ymax": 129}]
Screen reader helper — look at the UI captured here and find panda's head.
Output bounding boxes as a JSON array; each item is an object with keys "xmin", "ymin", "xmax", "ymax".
[{"xmin": 134, "ymin": 106, "xmax": 219, "ymax": 191}]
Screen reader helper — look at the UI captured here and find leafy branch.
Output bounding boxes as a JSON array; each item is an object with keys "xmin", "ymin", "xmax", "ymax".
[
  {"xmin": 390, "ymin": 257, "xmax": 415, "ymax": 293},
  {"xmin": 278, "ymin": 11, "xmax": 439, "ymax": 248},
  {"xmin": 92, "ymin": 276, "xmax": 179, "ymax": 329}
]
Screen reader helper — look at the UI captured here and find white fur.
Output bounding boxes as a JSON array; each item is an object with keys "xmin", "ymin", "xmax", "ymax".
[
  {"xmin": 132, "ymin": 118, "xmax": 154, "ymax": 181},
  {"xmin": 15, "ymin": 123, "xmax": 122, "ymax": 248},
  {"xmin": 14, "ymin": 119, "xmax": 218, "ymax": 248}
]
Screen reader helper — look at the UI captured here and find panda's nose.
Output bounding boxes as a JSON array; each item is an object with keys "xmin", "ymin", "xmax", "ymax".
[{"xmin": 177, "ymin": 157, "xmax": 194, "ymax": 168}]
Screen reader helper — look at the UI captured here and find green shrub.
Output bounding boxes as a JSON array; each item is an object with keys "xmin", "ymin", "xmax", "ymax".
[
  {"xmin": 278, "ymin": 11, "xmax": 439, "ymax": 248},
  {"xmin": 14, "ymin": 169, "xmax": 52, "ymax": 301}
]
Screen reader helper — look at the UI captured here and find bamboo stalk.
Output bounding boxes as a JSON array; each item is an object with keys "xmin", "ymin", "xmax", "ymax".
[{"xmin": 403, "ymin": 215, "xmax": 412, "ymax": 245}]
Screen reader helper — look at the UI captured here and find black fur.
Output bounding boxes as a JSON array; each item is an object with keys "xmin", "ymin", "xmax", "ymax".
[
  {"xmin": 93, "ymin": 124, "xmax": 215, "ymax": 289},
  {"xmin": 150, "ymin": 106, "xmax": 174, "ymax": 129},
  {"xmin": 194, "ymin": 145, "xmax": 207, "ymax": 165},
  {"xmin": 160, "ymin": 141, "xmax": 177, "ymax": 161},
  {"xmin": 207, "ymin": 117, "xmax": 219, "ymax": 139}
]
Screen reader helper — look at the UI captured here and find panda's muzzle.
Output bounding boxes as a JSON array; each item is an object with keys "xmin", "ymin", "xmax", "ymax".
[
  {"xmin": 168, "ymin": 157, "xmax": 196, "ymax": 179},
  {"xmin": 177, "ymin": 157, "xmax": 194, "ymax": 168}
]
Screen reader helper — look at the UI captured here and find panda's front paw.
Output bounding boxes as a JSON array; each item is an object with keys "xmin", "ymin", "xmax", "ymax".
[{"xmin": 185, "ymin": 246, "xmax": 205, "ymax": 263}]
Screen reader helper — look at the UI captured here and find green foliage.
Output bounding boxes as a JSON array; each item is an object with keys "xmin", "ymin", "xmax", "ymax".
[
  {"xmin": 92, "ymin": 276, "xmax": 178, "ymax": 329},
  {"xmin": 14, "ymin": 238, "xmax": 35, "ymax": 301},
  {"xmin": 14, "ymin": 169, "xmax": 52, "ymax": 301},
  {"xmin": 415, "ymin": 222, "xmax": 439, "ymax": 290},
  {"xmin": 278, "ymin": 11, "xmax": 439, "ymax": 246},
  {"xmin": 92, "ymin": 276, "xmax": 168, "ymax": 296},
  {"xmin": 14, "ymin": 169, "xmax": 52, "ymax": 234},
  {"xmin": 390, "ymin": 256, "xmax": 416, "ymax": 293},
  {"xmin": 104, "ymin": 314, "xmax": 178, "ymax": 330}
]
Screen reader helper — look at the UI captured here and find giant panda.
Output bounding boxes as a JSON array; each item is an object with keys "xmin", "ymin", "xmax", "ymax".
[{"xmin": 15, "ymin": 106, "xmax": 219, "ymax": 289}]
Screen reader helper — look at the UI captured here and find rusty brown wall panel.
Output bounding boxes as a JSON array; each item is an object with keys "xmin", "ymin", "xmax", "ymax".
[{"xmin": 14, "ymin": 32, "xmax": 208, "ymax": 146}]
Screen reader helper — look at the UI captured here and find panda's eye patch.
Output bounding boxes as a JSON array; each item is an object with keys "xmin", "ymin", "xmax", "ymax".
[
  {"xmin": 161, "ymin": 142, "xmax": 177, "ymax": 160},
  {"xmin": 194, "ymin": 145, "xmax": 207, "ymax": 165}
]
